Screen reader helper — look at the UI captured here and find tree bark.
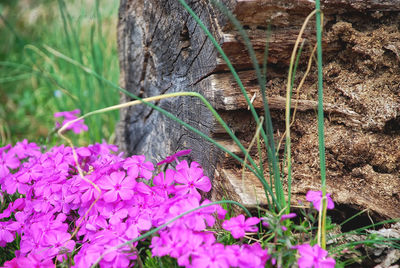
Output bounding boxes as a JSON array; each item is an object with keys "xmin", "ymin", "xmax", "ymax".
[{"xmin": 117, "ymin": 0, "xmax": 400, "ymax": 219}]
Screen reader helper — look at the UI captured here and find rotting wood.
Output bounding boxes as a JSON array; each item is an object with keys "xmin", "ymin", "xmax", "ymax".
[{"xmin": 117, "ymin": 0, "xmax": 400, "ymax": 219}]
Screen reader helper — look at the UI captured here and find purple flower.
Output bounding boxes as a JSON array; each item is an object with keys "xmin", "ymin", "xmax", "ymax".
[
  {"xmin": 98, "ymin": 171, "xmax": 135, "ymax": 202},
  {"xmin": 157, "ymin": 149, "xmax": 191, "ymax": 165},
  {"xmin": 54, "ymin": 109, "xmax": 88, "ymax": 134},
  {"xmin": 296, "ymin": 244, "xmax": 336, "ymax": 268},
  {"xmin": 222, "ymin": 214, "xmax": 260, "ymax": 239},
  {"xmin": 306, "ymin": 191, "xmax": 334, "ymax": 212}
]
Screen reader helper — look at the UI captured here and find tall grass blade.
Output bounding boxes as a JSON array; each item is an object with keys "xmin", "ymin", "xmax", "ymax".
[{"xmin": 315, "ymin": 0, "xmax": 328, "ymax": 249}]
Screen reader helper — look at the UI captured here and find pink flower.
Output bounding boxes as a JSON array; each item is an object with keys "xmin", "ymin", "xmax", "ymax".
[
  {"xmin": 281, "ymin": 212, "xmax": 297, "ymax": 221},
  {"xmin": 54, "ymin": 109, "xmax": 88, "ymax": 134},
  {"xmin": 98, "ymin": 171, "xmax": 135, "ymax": 202},
  {"xmin": 157, "ymin": 149, "xmax": 191, "ymax": 165},
  {"xmin": 174, "ymin": 160, "xmax": 211, "ymax": 200},
  {"xmin": 101, "ymin": 202, "xmax": 128, "ymax": 225},
  {"xmin": 191, "ymin": 243, "xmax": 230, "ymax": 268},
  {"xmin": 0, "ymin": 150, "xmax": 20, "ymax": 178},
  {"xmin": 152, "ymin": 169, "xmax": 176, "ymax": 197},
  {"xmin": 0, "ymin": 221, "xmax": 20, "ymax": 245},
  {"xmin": 306, "ymin": 191, "xmax": 334, "ymax": 212},
  {"xmin": 222, "ymin": 214, "xmax": 260, "ymax": 239},
  {"xmin": 296, "ymin": 244, "xmax": 336, "ymax": 268},
  {"xmin": 100, "ymin": 236, "xmax": 135, "ymax": 267},
  {"xmin": 123, "ymin": 155, "xmax": 154, "ymax": 180},
  {"xmin": 4, "ymin": 254, "xmax": 54, "ymax": 267},
  {"xmin": 10, "ymin": 139, "xmax": 41, "ymax": 159},
  {"xmin": 176, "ymin": 231, "xmax": 207, "ymax": 266},
  {"xmin": 43, "ymin": 230, "xmax": 76, "ymax": 259},
  {"xmin": 237, "ymin": 243, "xmax": 270, "ymax": 267}
]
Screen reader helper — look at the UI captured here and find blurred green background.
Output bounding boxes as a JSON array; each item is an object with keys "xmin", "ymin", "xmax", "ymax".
[{"xmin": 0, "ymin": 0, "xmax": 120, "ymax": 146}]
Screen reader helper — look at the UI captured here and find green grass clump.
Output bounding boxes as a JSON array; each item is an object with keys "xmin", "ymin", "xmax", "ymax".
[{"xmin": 0, "ymin": 0, "xmax": 120, "ymax": 146}]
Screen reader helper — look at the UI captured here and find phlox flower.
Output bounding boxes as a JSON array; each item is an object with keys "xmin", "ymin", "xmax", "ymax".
[
  {"xmin": 0, "ymin": 149, "xmax": 19, "ymax": 179},
  {"xmin": 306, "ymin": 190, "xmax": 334, "ymax": 212},
  {"xmin": 77, "ymin": 214, "xmax": 108, "ymax": 242},
  {"xmin": 101, "ymin": 202, "xmax": 129, "ymax": 225},
  {"xmin": 126, "ymin": 208, "xmax": 152, "ymax": 234},
  {"xmin": 123, "ymin": 155, "xmax": 154, "ymax": 180},
  {"xmin": 0, "ymin": 221, "xmax": 20, "ymax": 246},
  {"xmin": 174, "ymin": 160, "xmax": 211, "ymax": 200},
  {"xmin": 151, "ymin": 228, "xmax": 188, "ymax": 258},
  {"xmin": 222, "ymin": 214, "xmax": 260, "ymax": 239},
  {"xmin": 19, "ymin": 223, "xmax": 46, "ymax": 255},
  {"xmin": 3, "ymin": 253, "xmax": 54, "ymax": 268},
  {"xmin": 191, "ymin": 243, "xmax": 230, "ymax": 268},
  {"xmin": 3, "ymin": 174, "xmax": 30, "ymax": 195},
  {"xmin": 98, "ymin": 171, "xmax": 135, "ymax": 202},
  {"xmin": 15, "ymin": 160, "xmax": 42, "ymax": 184},
  {"xmin": 54, "ymin": 109, "xmax": 88, "ymax": 134},
  {"xmin": 281, "ymin": 212, "xmax": 297, "ymax": 221},
  {"xmin": 11, "ymin": 198, "xmax": 25, "ymax": 212},
  {"xmin": 0, "ymin": 206, "xmax": 12, "ymax": 220},
  {"xmin": 77, "ymin": 174, "xmax": 101, "ymax": 205},
  {"xmin": 152, "ymin": 169, "xmax": 176, "ymax": 197},
  {"xmin": 157, "ymin": 149, "xmax": 191, "ymax": 165},
  {"xmin": 228, "ymin": 243, "xmax": 270, "ymax": 268},
  {"xmin": 296, "ymin": 243, "xmax": 336, "ymax": 268},
  {"xmin": 99, "ymin": 234, "xmax": 136, "ymax": 268},
  {"xmin": 73, "ymin": 243, "xmax": 103, "ymax": 268},
  {"xmin": 10, "ymin": 139, "xmax": 41, "ymax": 159},
  {"xmin": 176, "ymin": 231, "xmax": 210, "ymax": 266},
  {"xmin": 43, "ymin": 230, "xmax": 76, "ymax": 260}
]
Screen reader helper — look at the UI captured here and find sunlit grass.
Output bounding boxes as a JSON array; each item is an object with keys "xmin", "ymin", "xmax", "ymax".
[{"xmin": 0, "ymin": 0, "xmax": 119, "ymax": 146}]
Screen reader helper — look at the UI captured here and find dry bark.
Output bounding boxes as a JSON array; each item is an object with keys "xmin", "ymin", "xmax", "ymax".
[{"xmin": 117, "ymin": 0, "xmax": 400, "ymax": 219}]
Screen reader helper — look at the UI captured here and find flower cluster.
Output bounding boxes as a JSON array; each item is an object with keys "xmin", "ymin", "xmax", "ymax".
[
  {"xmin": 0, "ymin": 141, "xmax": 270, "ymax": 267},
  {"xmin": 54, "ymin": 109, "xmax": 88, "ymax": 134},
  {"xmin": 0, "ymin": 111, "xmax": 337, "ymax": 268}
]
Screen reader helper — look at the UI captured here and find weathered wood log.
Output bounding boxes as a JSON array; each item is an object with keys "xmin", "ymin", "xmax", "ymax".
[{"xmin": 117, "ymin": 0, "xmax": 400, "ymax": 219}]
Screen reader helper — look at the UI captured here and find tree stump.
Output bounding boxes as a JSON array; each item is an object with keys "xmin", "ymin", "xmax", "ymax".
[{"xmin": 116, "ymin": 0, "xmax": 400, "ymax": 220}]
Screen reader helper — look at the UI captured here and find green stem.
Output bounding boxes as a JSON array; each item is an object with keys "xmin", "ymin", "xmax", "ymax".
[{"xmin": 315, "ymin": 0, "xmax": 327, "ymax": 249}]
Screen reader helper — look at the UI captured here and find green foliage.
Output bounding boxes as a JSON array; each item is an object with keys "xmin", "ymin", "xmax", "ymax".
[
  {"xmin": 0, "ymin": 0, "xmax": 119, "ymax": 146},
  {"xmin": 143, "ymin": 250, "xmax": 178, "ymax": 268}
]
